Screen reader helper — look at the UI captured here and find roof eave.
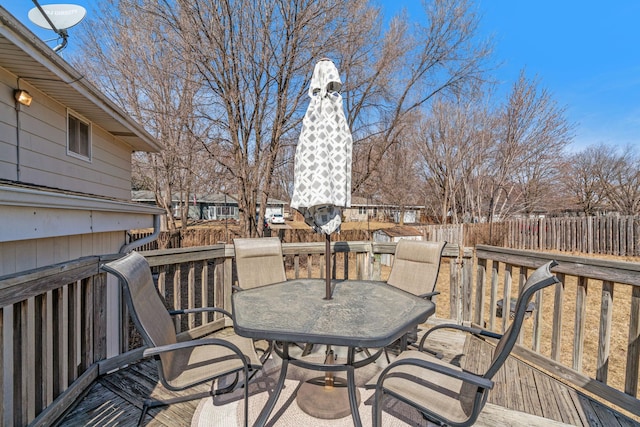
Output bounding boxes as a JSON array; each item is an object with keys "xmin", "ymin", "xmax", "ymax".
[{"xmin": 0, "ymin": 7, "xmax": 161, "ymax": 153}]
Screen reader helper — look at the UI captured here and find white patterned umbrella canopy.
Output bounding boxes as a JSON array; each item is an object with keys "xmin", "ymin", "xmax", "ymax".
[{"xmin": 290, "ymin": 59, "xmax": 352, "ymax": 235}]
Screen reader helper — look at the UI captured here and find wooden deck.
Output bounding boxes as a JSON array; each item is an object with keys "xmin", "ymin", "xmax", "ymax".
[{"xmin": 57, "ymin": 322, "xmax": 639, "ymax": 426}]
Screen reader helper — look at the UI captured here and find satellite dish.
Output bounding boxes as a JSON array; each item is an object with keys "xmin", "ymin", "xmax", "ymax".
[{"xmin": 28, "ymin": 4, "xmax": 86, "ymax": 31}]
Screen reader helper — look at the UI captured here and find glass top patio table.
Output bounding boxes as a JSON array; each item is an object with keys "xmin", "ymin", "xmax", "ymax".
[
  {"xmin": 232, "ymin": 278, "xmax": 436, "ymax": 427},
  {"xmin": 232, "ymin": 278, "xmax": 436, "ymax": 348}
]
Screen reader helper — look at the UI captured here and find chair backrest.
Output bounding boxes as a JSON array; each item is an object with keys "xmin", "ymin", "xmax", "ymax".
[
  {"xmin": 102, "ymin": 251, "xmax": 178, "ymax": 372},
  {"xmin": 233, "ymin": 237, "xmax": 287, "ymax": 290},
  {"xmin": 485, "ymin": 260, "xmax": 559, "ymax": 379},
  {"xmin": 386, "ymin": 239, "xmax": 446, "ymax": 296}
]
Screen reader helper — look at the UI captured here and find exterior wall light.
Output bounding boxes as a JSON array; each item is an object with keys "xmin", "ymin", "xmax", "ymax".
[{"xmin": 14, "ymin": 89, "xmax": 32, "ymax": 106}]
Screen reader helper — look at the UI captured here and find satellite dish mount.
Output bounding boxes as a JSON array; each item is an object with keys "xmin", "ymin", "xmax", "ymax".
[{"xmin": 28, "ymin": 1, "xmax": 87, "ymax": 52}]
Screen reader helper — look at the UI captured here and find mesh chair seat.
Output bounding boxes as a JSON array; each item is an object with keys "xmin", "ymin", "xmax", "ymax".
[
  {"xmin": 377, "ymin": 349, "xmax": 477, "ymax": 424},
  {"xmin": 163, "ymin": 333, "xmax": 262, "ymax": 389}
]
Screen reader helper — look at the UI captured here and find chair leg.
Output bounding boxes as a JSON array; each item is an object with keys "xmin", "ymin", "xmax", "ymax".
[
  {"xmin": 137, "ymin": 400, "xmax": 150, "ymax": 426},
  {"xmin": 372, "ymin": 389, "xmax": 383, "ymax": 427},
  {"xmin": 137, "ymin": 389, "xmax": 217, "ymax": 425},
  {"xmin": 300, "ymin": 343, "xmax": 314, "ymax": 356},
  {"xmin": 216, "ymin": 372, "xmax": 239, "ymax": 395}
]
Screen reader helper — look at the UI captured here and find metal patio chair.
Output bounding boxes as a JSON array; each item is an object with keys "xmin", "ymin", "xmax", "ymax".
[
  {"xmin": 233, "ymin": 237, "xmax": 287, "ymax": 290},
  {"xmin": 370, "ymin": 260, "xmax": 560, "ymax": 427},
  {"xmin": 385, "ymin": 239, "xmax": 447, "ymax": 357},
  {"xmin": 233, "ymin": 237, "xmax": 313, "ymax": 357},
  {"xmin": 102, "ymin": 251, "xmax": 262, "ymax": 427},
  {"xmin": 387, "ymin": 239, "xmax": 447, "ymax": 299}
]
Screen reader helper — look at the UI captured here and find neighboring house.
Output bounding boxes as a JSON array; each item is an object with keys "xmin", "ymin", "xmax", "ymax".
[
  {"xmin": 344, "ymin": 196, "xmax": 424, "ymax": 224},
  {"xmin": 373, "ymin": 226, "xmax": 424, "ymax": 266},
  {"xmin": 0, "ymin": 7, "xmax": 163, "ymax": 355},
  {"xmin": 131, "ymin": 190, "xmax": 286, "ymax": 221}
]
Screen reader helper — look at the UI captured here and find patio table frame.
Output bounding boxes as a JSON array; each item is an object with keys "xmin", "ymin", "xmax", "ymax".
[{"xmin": 232, "ymin": 278, "xmax": 436, "ymax": 426}]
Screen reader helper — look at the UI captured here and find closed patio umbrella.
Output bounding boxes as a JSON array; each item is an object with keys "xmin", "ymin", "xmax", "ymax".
[{"xmin": 291, "ymin": 58, "xmax": 352, "ymax": 300}]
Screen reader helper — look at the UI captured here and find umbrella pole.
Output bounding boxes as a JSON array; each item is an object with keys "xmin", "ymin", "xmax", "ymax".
[{"xmin": 325, "ymin": 233, "xmax": 331, "ymax": 300}]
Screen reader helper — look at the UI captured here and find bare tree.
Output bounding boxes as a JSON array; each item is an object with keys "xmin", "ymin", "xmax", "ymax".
[
  {"xmin": 136, "ymin": 0, "xmax": 373, "ymax": 236},
  {"xmin": 587, "ymin": 145, "xmax": 640, "ymax": 215},
  {"xmin": 372, "ymin": 132, "xmax": 423, "ymax": 224},
  {"xmin": 414, "ymin": 97, "xmax": 489, "ymax": 224},
  {"xmin": 561, "ymin": 146, "xmax": 605, "ymax": 215},
  {"xmin": 71, "ymin": 0, "xmax": 210, "ymax": 235},
  {"xmin": 344, "ymin": 0, "xmax": 492, "ymax": 194},
  {"xmin": 72, "ymin": 0, "xmax": 491, "ymax": 237},
  {"xmin": 484, "ymin": 71, "xmax": 572, "ymax": 221}
]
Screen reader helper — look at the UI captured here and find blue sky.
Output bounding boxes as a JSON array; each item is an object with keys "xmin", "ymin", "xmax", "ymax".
[
  {"xmin": 4, "ymin": 1, "xmax": 639, "ymax": 152},
  {"xmin": 382, "ymin": 1, "xmax": 640, "ymax": 152}
]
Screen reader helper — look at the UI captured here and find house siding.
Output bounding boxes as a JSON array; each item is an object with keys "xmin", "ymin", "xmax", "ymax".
[
  {"xmin": 0, "ymin": 69, "xmax": 18, "ymax": 178},
  {"xmin": 1, "ymin": 68, "xmax": 133, "ymax": 199},
  {"xmin": 0, "ymin": 231, "xmax": 123, "ymax": 276}
]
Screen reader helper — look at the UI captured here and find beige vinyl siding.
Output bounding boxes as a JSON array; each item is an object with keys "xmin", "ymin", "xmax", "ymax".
[
  {"xmin": 0, "ymin": 69, "xmax": 18, "ymax": 179},
  {"xmin": 1, "ymin": 67, "xmax": 134, "ymax": 200},
  {"xmin": 0, "ymin": 231, "xmax": 123, "ymax": 276}
]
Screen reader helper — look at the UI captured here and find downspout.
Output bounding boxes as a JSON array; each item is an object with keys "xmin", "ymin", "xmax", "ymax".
[
  {"xmin": 119, "ymin": 214, "xmax": 161, "ymax": 253},
  {"xmin": 15, "ymin": 82, "xmax": 22, "ymax": 181}
]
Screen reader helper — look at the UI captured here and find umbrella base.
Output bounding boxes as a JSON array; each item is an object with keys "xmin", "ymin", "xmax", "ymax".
[{"xmin": 296, "ymin": 376, "xmax": 360, "ymax": 419}]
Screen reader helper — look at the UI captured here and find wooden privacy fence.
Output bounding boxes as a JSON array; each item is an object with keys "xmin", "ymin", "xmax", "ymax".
[
  {"xmin": 421, "ymin": 215, "xmax": 640, "ymax": 256},
  {"xmin": 506, "ymin": 215, "xmax": 640, "ymax": 256},
  {"xmin": 131, "ymin": 215, "xmax": 640, "ymax": 256}
]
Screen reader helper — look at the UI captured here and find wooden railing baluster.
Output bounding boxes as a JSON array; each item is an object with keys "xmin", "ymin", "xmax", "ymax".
[
  {"xmin": 188, "ymin": 262, "xmax": 196, "ymax": 329},
  {"xmin": 201, "ymin": 261, "xmax": 208, "ymax": 325},
  {"xmin": 474, "ymin": 258, "xmax": 486, "ymax": 327},
  {"xmin": 626, "ymin": 286, "xmax": 640, "ymax": 397},
  {"xmin": 573, "ymin": 276, "xmax": 588, "ymax": 372},
  {"xmin": 502, "ymin": 264, "xmax": 513, "ymax": 334},
  {"xmin": 489, "ymin": 260, "xmax": 499, "ymax": 331},
  {"xmin": 597, "ymin": 280, "xmax": 614, "ymax": 383},
  {"xmin": 173, "ymin": 265, "xmax": 181, "ymax": 332},
  {"xmin": 551, "ymin": 272, "xmax": 565, "ymax": 361}
]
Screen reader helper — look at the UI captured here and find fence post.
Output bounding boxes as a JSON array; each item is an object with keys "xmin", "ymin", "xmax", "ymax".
[
  {"xmin": 449, "ymin": 257, "xmax": 460, "ymax": 322},
  {"xmin": 474, "ymin": 258, "xmax": 487, "ymax": 326},
  {"xmin": 461, "ymin": 253, "xmax": 473, "ymax": 322}
]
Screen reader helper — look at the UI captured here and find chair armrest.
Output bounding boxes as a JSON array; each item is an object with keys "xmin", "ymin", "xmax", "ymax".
[
  {"xmin": 169, "ymin": 307, "xmax": 233, "ymax": 319},
  {"xmin": 416, "ymin": 291, "xmax": 440, "ymax": 299},
  {"xmin": 142, "ymin": 337, "xmax": 252, "ymax": 363},
  {"xmin": 418, "ymin": 323, "xmax": 502, "ymax": 351},
  {"xmin": 377, "ymin": 356, "xmax": 494, "ymax": 391}
]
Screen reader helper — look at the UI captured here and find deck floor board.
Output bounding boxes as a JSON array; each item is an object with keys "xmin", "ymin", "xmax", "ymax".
[{"xmin": 57, "ymin": 322, "xmax": 639, "ymax": 427}]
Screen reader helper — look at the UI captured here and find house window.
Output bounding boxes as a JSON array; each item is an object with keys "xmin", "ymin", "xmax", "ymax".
[
  {"xmin": 67, "ymin": 110, "xmax": 91, "ymax": 160},
  {"xmin": 216, "ymin": 206, "xmax": 237, "ymax": 218},
  {"xmin": 358, "ymin": 207, "xmax": 367, "ymax": 215}
]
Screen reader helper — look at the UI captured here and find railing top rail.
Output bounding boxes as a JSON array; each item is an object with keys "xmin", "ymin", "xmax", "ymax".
[
  {"xmin": 0, "ymin": 256, "xmax": 101, "ymax": 307},
  {"xmin": 138, "ymin": 240, "xmax": 469, "ymax": 261},
  {"xmin": 476, "ymin": 244, "xmax": 640, "ymax": 286}
]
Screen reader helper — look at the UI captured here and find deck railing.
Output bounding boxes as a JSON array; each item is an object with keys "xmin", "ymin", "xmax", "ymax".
[
  {"xmin": 0, "ymin": 256, "xmax": 107, "ymax": 427},
  {"xmin": 474, "ymin": 244, "xmax": 639, "ymax": 418},
  {"xmin": 1, "ymin": 242, "xmax": 639, "ymax": 426}
]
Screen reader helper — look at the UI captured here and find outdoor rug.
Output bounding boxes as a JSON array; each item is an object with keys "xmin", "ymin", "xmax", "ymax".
[{"xmin": 191, "ymin": 347, "xmax": 573, "ymax": 427}]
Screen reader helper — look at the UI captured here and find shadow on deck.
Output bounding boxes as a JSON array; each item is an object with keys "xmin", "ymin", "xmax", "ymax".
[{"xmin": 58, "ymin": 320, "xmax": 639, "ymax": 427}]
